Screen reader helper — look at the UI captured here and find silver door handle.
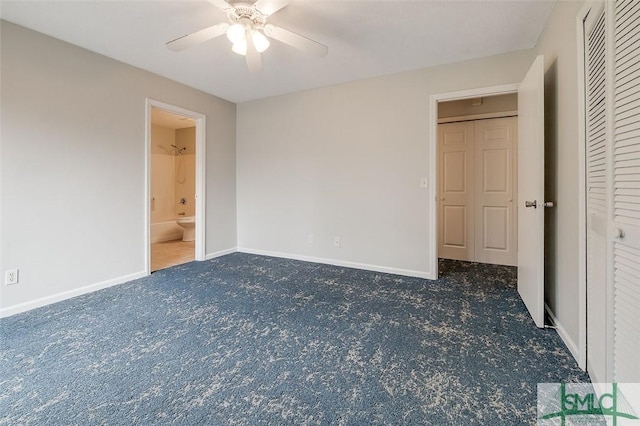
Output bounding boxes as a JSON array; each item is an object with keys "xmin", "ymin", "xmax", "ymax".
[
  {"xmin": 525, "ymin": 200, "xmax": 554, "ymax": 208},
  {"xmin": 612, "ymin": 227, "xmax": 625, "ymax": 239}
]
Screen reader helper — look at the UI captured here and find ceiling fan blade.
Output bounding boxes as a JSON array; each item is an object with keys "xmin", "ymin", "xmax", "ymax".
[
  {"xmin": 167, "ymin": 23, "xmax": 229, "ymax": 52},
  {"xmin": 245, "ymin": 32, "xmax": 262, "ymax": 73},
  {"xmin": 254, "ymin": 0, "xmax": 292, "ymax": 17},
  {"xmin": 264, "ymin": 24, "xmax": 328, "ymax": 57},
  {"xmin": 206, "ymin": 0, "xmax": 235, "ymax": 13}
]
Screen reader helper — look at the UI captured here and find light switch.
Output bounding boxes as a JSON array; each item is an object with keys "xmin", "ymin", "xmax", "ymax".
[{"xmin": 420, "ymin": 177, "xmax": 428, "ymax": 188}]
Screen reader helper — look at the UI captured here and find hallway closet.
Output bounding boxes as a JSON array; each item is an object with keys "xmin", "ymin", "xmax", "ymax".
[
  {"xmin": 438, "ymin": 116, "xmax": 518, "ymax": 266},
  {"xmin": 582, "ymin": 0, "xmax": 640, "ymax": 389}
]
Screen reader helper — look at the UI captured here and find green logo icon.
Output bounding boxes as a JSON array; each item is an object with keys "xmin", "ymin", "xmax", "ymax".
[{"xmin": 538, "ymin": 383, "xmax": 639, "ymax": 425}]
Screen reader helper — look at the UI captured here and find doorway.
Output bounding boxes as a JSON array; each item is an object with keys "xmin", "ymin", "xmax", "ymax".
[
  {"xmin": 145, "ymin": 99, "xmax": 206, "ymax": 274},
  {"xmin": 428, "ymin": 84, "xmax": 520, "ymax": 279},
  {"xmin": 437, "ymin": 102, "xmax": 518, "ymax": 267},
  {"xmin": 430, "ymin": 57, "xmax": 546, "ymax": 331}
]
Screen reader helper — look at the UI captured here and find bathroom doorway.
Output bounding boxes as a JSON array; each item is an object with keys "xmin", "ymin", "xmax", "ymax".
[{"xmin": 145, "ymin": 99, "xmax": 206, "ymax": 273}]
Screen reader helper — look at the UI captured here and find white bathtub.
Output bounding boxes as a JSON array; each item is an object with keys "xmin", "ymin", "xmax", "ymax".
[{"xmin": 150, "ymin": 220, "xmax": 183, "ymax": 243}]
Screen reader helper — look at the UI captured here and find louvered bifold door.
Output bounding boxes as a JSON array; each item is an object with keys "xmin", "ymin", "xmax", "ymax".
[
  {"xmin": 612, "ymin": 0, "xmax": 640, "ymax": 384},
  {"xmin": 585, "ymin": 5, "xmax": 609, "ymax": 385}
]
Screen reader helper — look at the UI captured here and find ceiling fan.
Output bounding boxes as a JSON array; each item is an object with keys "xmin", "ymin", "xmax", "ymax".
[{"xmin": 166, "ymin": 0, "xmax": 328, "ymax": 72}]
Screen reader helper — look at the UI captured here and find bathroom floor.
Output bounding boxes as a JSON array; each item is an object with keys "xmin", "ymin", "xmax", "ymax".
[{"xmin": 151, "ymin": 239, "xmax": 195, "ymax": 272}]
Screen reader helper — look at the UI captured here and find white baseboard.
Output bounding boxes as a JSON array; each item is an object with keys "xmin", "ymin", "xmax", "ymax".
[
  {"xmin": 0, "ymin": 248, "xmax": 426, "ymax": 318},
  {"xmin": 0, "ymin": 271, "xmax": 147, "ymax": 318},
  {"xmin": 545, "ymin": 302, "xmax": 582, "ymax": 369},
  {"xmin": 237, "ymin": 247, "xmax": 432, "ymax": 279},
  {"xmin": 205, "ymin": 247, "xmax": 237, "ymax": 260}
]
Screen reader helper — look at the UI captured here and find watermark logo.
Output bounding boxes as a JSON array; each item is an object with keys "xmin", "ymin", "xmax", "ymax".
[{"xmin": 538, "ymin": 383, "xmax": 639, "ymax": 425}]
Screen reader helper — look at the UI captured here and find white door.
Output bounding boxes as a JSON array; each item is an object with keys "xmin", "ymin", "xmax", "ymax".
[
  {"xmin": 474, "ymin": 117, "xmax": 518, "ymax": 266},
  {"xmin": 611, "ymin": 0, "xmax": 640, "ymax": 387},
  {"xmin": 438, "ymin": 121, "xmax": 475, "ymax": 261},
  {"xmin": 583, "ymin": 3, "xmax": 608, "ymax": 385},
  {"xmin": 517, "ymin": 55, "xmax": 545, "ymax": 328},
  {"xmin": 581, "ymin": 0, "xmax": 640, "ymax": 394}
]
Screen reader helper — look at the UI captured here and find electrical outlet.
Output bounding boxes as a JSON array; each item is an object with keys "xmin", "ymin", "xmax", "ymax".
[
  {"xmin": 5, "ymin": 269, "xmax": 19, "ymax": 285},
  {"xmin": 308, "ymin": 234, "xmax": 314, "ymax": 244},
  {"xmin": 334, "ymin": 236, "xmax": 340, "ymax": 248}
]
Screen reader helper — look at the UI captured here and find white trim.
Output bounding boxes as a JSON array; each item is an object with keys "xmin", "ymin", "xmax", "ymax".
[
  {"xmin": 238, "ymin": 247, "xmax": 433, "ymax": 279},
  {"xmin": 144, "ymin": 104, "xmax": 152, "ymax": 275},
  {"xmin": 437, "ymin": 110, "xmax": 518, "ymax": 124},
  {"xmin": 545, "ymin": 303, "xmax": 581, "ymax": 365},
  {"xmin": 590, "ymin": 382, "xmax": 609, "ymax": 401},
  {"xmin": 575, "ymin": 0, "xmax": 598, "ymax": 373},
  {"xmin": 603, "ymin": 0, "xmax": 615, "ymax": 385},
  {"xmin": 145, "ymin": 99, "xmax": 207, "ymax": 275},
  {"xmin": 194, "ymin": 115, "xmax": 207, "ymax": 262},
  {"xmin": 428, "ymin": 94, "xmax": 439, "ymax": 279},
  {"xmin": 205, "ymin": 247, "xmax": 237, "ymax": 260},
  {"xmin": 429, "ymin": 83, "xmax": 520, "ymax": 280},
  {"xmin": 0, "ymin": 271, "xmax": 146, "ymax": 318}
]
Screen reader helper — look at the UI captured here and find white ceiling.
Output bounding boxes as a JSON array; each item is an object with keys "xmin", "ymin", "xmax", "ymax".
[
  {"xmin": 0, "ymin": 0, "xmax": 556, "ymax": 103},
  {"xmin": 152, "ymin": 108, "xmax": 196, "ymax": 129}
]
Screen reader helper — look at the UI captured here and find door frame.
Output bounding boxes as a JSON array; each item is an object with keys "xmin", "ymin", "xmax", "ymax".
[
  {"xmin": 574, "ymin": 0, "xmax": 606, "ymax": 373},
  {"xmin": 144, "ymin": 98, "xmax": 207, "ymax": 274},
  {"xmin": 428, "ymin": 83, "xmax": 520, "ymax": 280}
]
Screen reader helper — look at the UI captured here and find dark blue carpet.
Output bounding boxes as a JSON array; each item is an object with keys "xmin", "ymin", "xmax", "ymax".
[{"xmin": 1, "ymin": 253, "xmax": 588, "ymax": 424}]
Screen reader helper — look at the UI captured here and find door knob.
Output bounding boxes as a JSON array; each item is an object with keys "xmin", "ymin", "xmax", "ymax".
[
  {"xmin": 525, "ymin": 200, "xmax": 537, "ymax": 208},
  {"xmin": 612, "ymin": 227, "xmax": 625, "ymax": 239},
  {"xmin": 543, "ymin": 201, "xmax": 554, "ymax": 208}
]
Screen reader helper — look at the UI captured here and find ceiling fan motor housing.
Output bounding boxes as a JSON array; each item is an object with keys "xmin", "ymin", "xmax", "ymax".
[{"xmin": 229, "ymin": 3, "xmax": 266, "ymax": 30}]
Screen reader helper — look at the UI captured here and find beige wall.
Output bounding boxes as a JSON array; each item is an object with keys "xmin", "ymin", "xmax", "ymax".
[
  {"xmin": 150, "ymin": 124, "xmax": 175, "ymax": 154},
  {"xmin": 150, "ymin": 124, "xmax": 197, "ymax": 224},
  {"xmin": 237, "ymin": 49, "xmax": 536, "ymax": 277},
  {"xmin": 176, "ymin": 127, "xmax": 196, "ymax": 154},
  {"xmin": 151, "ymin": 124, "xmax": 177, "ymax": 223},
  {"xmin": 149, "ymin": 125, "xmax": 197, "ymax": 222},
  {"xmin": 1, "ymin": 1, "xmax": 589, "ymax": 362},
  {"xmin": 534, "ymin": 0, "xmax": 587, "ymax": 357},
  {"xmin": 236, "ymin": 0, "xmax": 588, "ymax": 359},
  {"xmin": 438, "ymin": 93, "xmax": 518, "ymax": 118},
  {"xmin": 0, "ymin": 21, "xmax": 237, "ymax": 313},
  {"xmin": 175, "ymin": 127, "xmax": 196, "ymax": 217}
]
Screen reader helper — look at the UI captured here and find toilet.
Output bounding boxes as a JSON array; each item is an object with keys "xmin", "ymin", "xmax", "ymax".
[{"xmin": 176, "ymin": 216, "xmax": 195, "ymax": 241}]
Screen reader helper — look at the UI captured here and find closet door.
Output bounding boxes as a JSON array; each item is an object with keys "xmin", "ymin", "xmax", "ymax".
[
  {"xmin": 585, "ymin": 3, "xmax": 609, "ymax": 385},
  {"xmin": 438, "ymin": 122, "xmax": 475, "ymax": 261},
  {"xmin": 612, "ymin": 0, "xmax": 640, "ymax": 385},
  {"xmin": 474, "ymin": 117, "xmax": 518, "ymax": 266}
]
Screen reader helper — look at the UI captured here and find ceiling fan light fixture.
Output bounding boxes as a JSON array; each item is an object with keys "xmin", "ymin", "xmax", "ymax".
[
  {"xmin": 226, "ymin": 23, "xmax": 245, "ymax": 44},
  {"xmin": 252, "ymin": 31, "xmax": 270, "ymax": 53},
  {"xmin": 232, "ymin": 39, "xmax": 247, "ymax": 55},
  {"xmin": 166, "ymin": 0, "xmax": 328, "ymax": 72}
]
